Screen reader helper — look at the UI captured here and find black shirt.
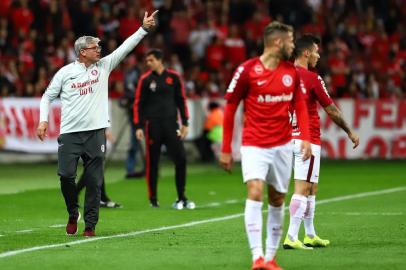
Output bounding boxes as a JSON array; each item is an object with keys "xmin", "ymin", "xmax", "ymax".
[{"xmin": 133, "ymin": 69, "xmax": 189, "ymax": 129}]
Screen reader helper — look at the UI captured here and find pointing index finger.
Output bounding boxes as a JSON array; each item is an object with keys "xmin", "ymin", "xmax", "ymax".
[{"xmin": 150, "ymin": 10, "xmax": 159, "ymax": 17}]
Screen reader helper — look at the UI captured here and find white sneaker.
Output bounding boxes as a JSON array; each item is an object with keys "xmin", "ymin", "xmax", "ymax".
[
  {"xmin": 172, "ymin": 200, "xmax": 196, "ymax": 210},
  {"xmin": 184, "ymin": 200, "xmax": 196, "ymax": 209}
]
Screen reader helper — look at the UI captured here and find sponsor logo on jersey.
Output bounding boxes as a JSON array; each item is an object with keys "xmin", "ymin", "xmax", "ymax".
[
  {"xmin": 149, "ymin": 80, "xmax": 157, "ymax": 92},
  {"xmin": 254, "ymin": 65, "xmax": 264, "ymax": 74},
  {"xmin": 226, "ymin": 66, "xmax": 244, "ymax": 93},
  {"xmin": 282, "ymin": 74, "xmax": 293, "ymax": 87},
  {"xmin": 257, "ymin": 80, "xmax": 267, "ymax": 86},
  {"xmin": 257, "ymin": 93, "xmax": 293, "ymax": 103},
  {"xmin": 71, "ymin": 78, "xmax": 99, "ymax": 89}
]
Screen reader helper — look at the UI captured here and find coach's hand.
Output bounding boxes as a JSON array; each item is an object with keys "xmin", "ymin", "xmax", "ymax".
[
  {"xmin": 219, "ymin": 152, "xmax": 233, "ymax": 173},
  {"xmin": 301, "ymin": 140, "xmax": 312, "ymax": 161},
  {"xmin": 178, "ymin": 125, "xmax": 188, "ymax": 139},
  {"xmin": 37, "ymin": 121, "xmax": 48, "ymax": 141},
  {"xmin": 348, "ymin": 131, "xmax": 360, "ymax": 149},
  {"xmin": 142, "ymin": 10, "xmax": 158, "ymax": 31},
  {"xmin": 135, "ymin": 129, "xmax": 144, "ymax": 140}
]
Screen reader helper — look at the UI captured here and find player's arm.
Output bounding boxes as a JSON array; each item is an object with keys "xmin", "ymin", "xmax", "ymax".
[
  {"xmin": 324, "ymin": 104, "xmax": 359, "ymax": 148},
  {"xmin": 133, "ymin": 76, "xmax": 148, "ymax": 140},
  {"xmin": 174, "ymin": 74, "xmax": 189, "ymax": 139},
  {"xmin": 314, "ymin": 75, "xmax": 360, "ymax": 149},
  {"xmin": 37, "ymin": 70, "xmax": 63, "ymax": 141},
  {"xmin": 292, "ymin": 75, "xmax": 311, "ymax": 160},
  {"xmin": 220, "ymin": 65, "xmax": 248, "ymax": 172},
  {"xmin": 102, "ymin": 11, "xmax": 158, "ymax": 72}
]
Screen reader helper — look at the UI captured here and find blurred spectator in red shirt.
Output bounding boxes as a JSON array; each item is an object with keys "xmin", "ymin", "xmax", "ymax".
[
  {"xmin": 328, "ymin": 50, "xmax": 350, "ymax": 97},
  {"xmin": 205, "ymin": 36, "xmax": 225, "ymax": 71},
  {"xmin": 170, "ymin": 9, "xmax": 193, "ymax": 64},
  {"xmin": 9, "ymin": 0, "xmax": 33, "ymax": 35},
  {"xmin": 224, "ymin": 24, "xmax": 246, "ymax": 68},
  {"xmin": 188, "ymin": 21, "xmax": 216, "ymax": 61},
  {"xmin": 119, "ymin": 7, "xmax": 142, "ymax": 40}
]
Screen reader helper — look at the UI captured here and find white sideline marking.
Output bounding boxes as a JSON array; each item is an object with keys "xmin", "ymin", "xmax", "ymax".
[
  {"xmin": 225, "ymin": 199, "xmax": 239, "ymax": 204},
  {"xmin": 322, "ymin": 212, "xmax": 403, "ymax": 216},
  {"xmin": 199, "ymin": 199, "xmax": 241, "ymax": 208},
  {"xmin": 4, "ymin": 201, "xmax": 238, "ymax": 236},
  {"xmin": 203, "ymin": 202, "xmax": 221, "ymax": 207},
  {"xmin": 315, "ymin": 187, "xmax": 406, "ymax": 205},
  {"xmin": 0, "ymin": 186, "xmax": 405, "ymax": 259},
  {"xmin": 48, "ymin": 224, "xmax": 65, "ymax": 228},
  {"xmin": 15, "ymin": 230, "xmax": 33, "ymax": 233}
]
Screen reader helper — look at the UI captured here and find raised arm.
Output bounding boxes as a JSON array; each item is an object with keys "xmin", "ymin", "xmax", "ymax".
[{"xmin": 102, "ymin": 10, "xmax": 158, "ymax": 72}]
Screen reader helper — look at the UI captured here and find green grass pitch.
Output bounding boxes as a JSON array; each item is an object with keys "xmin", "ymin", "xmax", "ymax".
[{"xmin": 0, "ymin": 160, "xmax": 405, "ymax": 270}]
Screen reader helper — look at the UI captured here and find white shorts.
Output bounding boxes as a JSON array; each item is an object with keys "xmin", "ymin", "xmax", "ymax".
[
  {"xmin": 292, "ymin": 139, "xmax": 321, "ymax": 183},
  {"xmin": 240, "ymin": 142, "xmax": 293, "ymax": 193}
]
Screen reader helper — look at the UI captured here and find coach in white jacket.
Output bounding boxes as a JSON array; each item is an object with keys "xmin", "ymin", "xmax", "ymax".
[{"xmin": 37, "ymin": 11, "xmax": 158, "ymax": 237}]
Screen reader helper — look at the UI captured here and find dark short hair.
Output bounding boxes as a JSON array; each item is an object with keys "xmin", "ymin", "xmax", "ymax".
[
  {"xmin": 208, "ymin": 101, "xmax": 220, "ymax": 110},
  {"xmin": 146, "ymin": 48, "xmax": 163, "ymax": 60},
  {"xmin": 293, "ymin": 34, "xmax": 321, "ymax": 58},
  {"xmin": 263, "ymin": 21, "xmax": 294, "ymax": 45}
]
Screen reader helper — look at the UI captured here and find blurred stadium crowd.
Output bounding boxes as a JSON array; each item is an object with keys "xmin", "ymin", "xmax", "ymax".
[{"xmin": 0, "ymin": 0, "xmax": 405, "ymax": 99}]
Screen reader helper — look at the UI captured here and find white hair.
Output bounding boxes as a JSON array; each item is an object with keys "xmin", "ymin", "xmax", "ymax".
[{"xmin": 74, "ymin": 36, "xmax": 100, "ymax": 56}]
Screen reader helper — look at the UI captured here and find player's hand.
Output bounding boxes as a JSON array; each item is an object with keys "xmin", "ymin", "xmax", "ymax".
[
  {"xmin": 178, "ymin": 125, "xmax": 188, "ymax": 139},
  {"xmin": 135, "ymin": 129, "xmax": 144, "ymax": 140},
  {"xmin": 301, "ymin": 140, "xmax": 312, "ymax": 161},
  {"xmin": 142, "ymin": 10, "xmax": 158, "ymax": 31},
  {"xmin": 348, "ymin": 131, "xmax": 360, "ymax": 149},
  {"xmin": 37, "ymin": 121, "xmax": 48, "ymax": 141},
  {"xmin": 105, "ymin": 129, "xmax": 116, "ymax": 143},
  {"xmin": 219, "ymin": 152, "xmax": 233, "ymax": 173}
]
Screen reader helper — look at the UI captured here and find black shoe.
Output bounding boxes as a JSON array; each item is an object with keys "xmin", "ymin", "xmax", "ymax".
[
  {"xmin": 150, "ymin": 199, "xmax": 159, "ymax": 208},
  {"xmin": 125, "ymin": 171, "xmax": 145, "ymax": 179}
]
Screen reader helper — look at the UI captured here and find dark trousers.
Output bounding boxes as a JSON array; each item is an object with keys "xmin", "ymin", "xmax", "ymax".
[
  {"xmin": 145, "ymin": 120, "xmax": 187, "ymax": 202},
  {"xmin": 57, "ymin": 129, "xmax": 105, "ymax": 229},
  {"xmin": 77, "ymin": 173, "xmax": 110, "ymax": 202}
]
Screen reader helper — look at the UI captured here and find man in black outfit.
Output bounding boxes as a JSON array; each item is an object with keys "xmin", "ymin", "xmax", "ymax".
[{"xmin": 133, "ymin": 49, "xmax": 195, "ymax": 210}]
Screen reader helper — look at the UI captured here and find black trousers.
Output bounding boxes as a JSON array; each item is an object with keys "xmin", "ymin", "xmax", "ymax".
[
  {"xmin": 145, "ymin": 119, "xmax": 187, "ymax": 202},
  {"xmin": 77, "ymin": 173, "xmax": 110, "ymax": 203},
  {"xmin": 57, "ymin": 129, "xmax": 105, "ymax": 229}
]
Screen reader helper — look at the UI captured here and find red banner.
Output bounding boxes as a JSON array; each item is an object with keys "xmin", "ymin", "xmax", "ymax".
[{"xmin": 0, "ymin": 98, "xmax": 60, "ymax": 153}]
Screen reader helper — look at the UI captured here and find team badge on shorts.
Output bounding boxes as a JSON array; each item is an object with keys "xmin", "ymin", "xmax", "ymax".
[
  {"xmin": 282, "ymin": 74, "xmax": 293, "ymax": 87},
  {"xmin": 101, "ymin": 144, "xmax": 105, "ymax": 153}
]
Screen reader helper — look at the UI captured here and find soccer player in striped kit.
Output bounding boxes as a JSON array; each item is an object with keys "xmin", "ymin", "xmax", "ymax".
[
  {"xmin": 220, "ymin": 22, "xmax": 312, "ymax": 270},
  {"xmin": 283, "ymin": 34, "xmax": 359, "ymax": 249},
  {"xmin": 37, "ymin": 11, "xmax": 158, "ymax": 236}
]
